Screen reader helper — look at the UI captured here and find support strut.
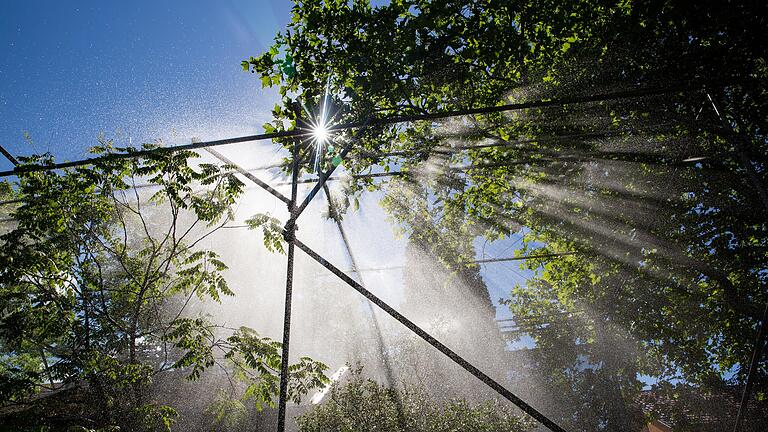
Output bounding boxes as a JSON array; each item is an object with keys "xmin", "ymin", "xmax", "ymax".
[{"xmin": 276, "ymin": 141, "xmax": 300, "ymax": 432}]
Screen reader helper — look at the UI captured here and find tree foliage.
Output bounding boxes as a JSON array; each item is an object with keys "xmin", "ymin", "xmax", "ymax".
[
  {"xmin": 246, "ymin": 0, "xmax": 767, "ymax": 430},
  {"xmin": 0, "ymin": 141, "xmax": 328, "ymax": 430}
]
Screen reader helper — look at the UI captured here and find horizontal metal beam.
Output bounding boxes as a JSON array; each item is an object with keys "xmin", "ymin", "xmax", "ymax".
[
  {"xmin": 475, "ymin": 252, "xmax": 577, "ymax": 264},
  {"xmin": 324, "ymin": 84, "xmax": 692, "ymax": 132},
  {"xmin": 0, "ymin": 131, "xmax": 305, "ymax": 177},
  {"xmin": 312, "ymin": 252, "xmax": 578, "ymax": 277},
  {"xmin": 0, "ymin": 84, "xmax": 692, "ymax": 178}
]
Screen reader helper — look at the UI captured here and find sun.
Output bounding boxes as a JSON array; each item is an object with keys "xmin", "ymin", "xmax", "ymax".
[{"xmin": 312, "ymin": 123, "xmax": 330, "ymax": 145}]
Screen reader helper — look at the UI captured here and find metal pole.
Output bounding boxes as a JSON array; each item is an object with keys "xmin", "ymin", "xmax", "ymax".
[
  {"xmin": 205, "ymin": 148, "xmax": 291, "ymax": 205},
  {"xmin": 734, "ymin": 303, "xmax": 768, "ymax": 432},
  {"xmin": 276, "ymin": 140, "xmax": 299, "ymax": 432}
]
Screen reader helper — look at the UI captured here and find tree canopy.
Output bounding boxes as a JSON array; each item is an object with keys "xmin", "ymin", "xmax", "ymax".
[{"xmin": 245, "ymin": 0, "xmax": 767, "ymax": 430}]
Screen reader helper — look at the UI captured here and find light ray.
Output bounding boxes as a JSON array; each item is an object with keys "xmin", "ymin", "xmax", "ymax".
[{"xmin": 306, "ymin": 75, "xmax": 339, "ymax": 172}]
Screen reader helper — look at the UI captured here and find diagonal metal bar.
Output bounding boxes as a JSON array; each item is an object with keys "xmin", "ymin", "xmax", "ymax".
[
  {"xmin": 0, "ymin": 144, "xmax": 19, "ymax": 166},
  {"xmin": 290, "ymin": 118, "xmax": 372, "ymax": 223},
  {"xmin": 276, "ymin": 141, "xmax": 300, "ymax": 432},
  {"xmin": 204, "ymin": 148, "xmax": 290, "ymax": 204},
  {"xmin": 293, "ymin": 237, "xmax": 568, "ymax": 432}
]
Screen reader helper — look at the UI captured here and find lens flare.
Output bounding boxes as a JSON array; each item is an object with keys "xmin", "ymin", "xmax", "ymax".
[{"xmin": 312, "ymin": 123, "xmax": 330, "ymax": 145}]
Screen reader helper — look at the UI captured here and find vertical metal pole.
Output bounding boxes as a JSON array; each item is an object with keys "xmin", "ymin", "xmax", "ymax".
[
  {"xmin": 734, "ymin": 303, "xmax": 768, "ymax": 432},
  {"xmin": 277, "ymin": 141, "xmax": 299, "ymax": 432}
]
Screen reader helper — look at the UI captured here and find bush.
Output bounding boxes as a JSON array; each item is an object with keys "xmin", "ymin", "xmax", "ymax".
[{"xmin": 296, "ymin": 367, "xmax": 533, "ymax": 432}]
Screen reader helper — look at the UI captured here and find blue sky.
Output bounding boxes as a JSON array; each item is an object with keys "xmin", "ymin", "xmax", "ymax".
[{"xmin": 0, "ymin": 0, "xmax": 292, "ymax": 172}]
